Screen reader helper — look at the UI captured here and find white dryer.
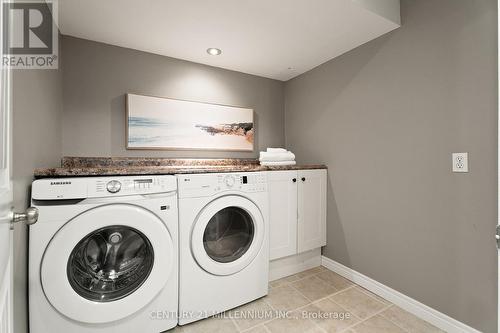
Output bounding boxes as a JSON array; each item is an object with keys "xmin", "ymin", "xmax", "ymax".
[
  {"xmin": 177, "ymin": 172, "xmax": 269, "ymax": 325},
  {"xmin": 29, "ymin": 175, "xmax": 178, "ymax": 333}
]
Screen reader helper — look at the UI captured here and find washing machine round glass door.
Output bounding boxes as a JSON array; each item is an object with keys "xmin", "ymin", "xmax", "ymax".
[
  {"xmin": 40, "ymin": 204, "xmax": 174, "ymax": 324},
  {"xmin": 191, "ymin": 195, "xmax": 265, "ymax": 276}
]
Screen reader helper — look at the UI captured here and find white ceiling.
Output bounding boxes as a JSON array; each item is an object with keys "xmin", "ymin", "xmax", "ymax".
[{"xmin": 59, "ymin": 0, "xmax": 400, "ymax": 81}]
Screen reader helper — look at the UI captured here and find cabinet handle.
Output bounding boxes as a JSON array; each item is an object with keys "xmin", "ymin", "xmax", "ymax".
[
  {"xmin": 292, "ymin": 178, "xmax": 297, "ymax": 183},
  {"xmin": 301, "ymin": 177, "xmax": 306, "ymax": 181}
]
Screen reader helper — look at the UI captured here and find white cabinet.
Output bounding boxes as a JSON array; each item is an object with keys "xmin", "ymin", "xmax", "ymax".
[
  {"xmin": 268, "ymin": 169, "xmax": 327, "ymax": 260},
  {"xmin": 297, "ymin": 169, "xmax": 327, "ymax": 253},
  {"xmin": 268, "ymin": 171, "xmax": 298, "ymax": 260}
]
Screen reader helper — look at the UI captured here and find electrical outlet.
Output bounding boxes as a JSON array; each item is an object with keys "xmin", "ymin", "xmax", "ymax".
[{"xmin": 452, "ymin": 152, "xmax": 468, "ymax": 172}]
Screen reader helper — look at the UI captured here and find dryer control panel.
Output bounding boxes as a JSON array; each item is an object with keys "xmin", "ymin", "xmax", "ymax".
[
  {"xmin": 177, "ymin": 172, "xmax": 267, "ymax": 198},
  {"xmin": 32, "ymin": 175, "xmax": 178, "ymax": 200}
]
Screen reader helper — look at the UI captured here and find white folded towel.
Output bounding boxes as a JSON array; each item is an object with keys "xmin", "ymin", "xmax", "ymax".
[
  {"xmin": 260, "ymin": 160, "xmax": 297, "ymax": 166},
  {"xmin": 259, "ymin": 151, "xmax": 296, "ymax": 162},
  {"xmin": 266, "ymin": 148, "xmax": 287, "ymax": 153}
]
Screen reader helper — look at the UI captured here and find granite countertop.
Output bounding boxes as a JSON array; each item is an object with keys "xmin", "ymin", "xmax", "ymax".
[{"xmin": 34, "ymin": 157, "xmax": 327, "ymax": 178}]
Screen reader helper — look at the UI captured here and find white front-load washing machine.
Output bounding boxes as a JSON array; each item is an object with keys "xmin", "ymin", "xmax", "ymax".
[
  {"xmin": 177, "ymin": 172, "xmax": 269, "ymax": 325},
  {"xmin": 29, "ymin": 175, "xmax": 179, "ymax": 333}
]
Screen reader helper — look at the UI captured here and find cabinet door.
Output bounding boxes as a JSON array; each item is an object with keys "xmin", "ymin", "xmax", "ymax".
[
  {"xmin": 298, "ymin": 169, "xmax": 327, "ymax": 253},
  {"xmin": 268, "ymin": 170, "xmax": 298, "ymax": 260}
]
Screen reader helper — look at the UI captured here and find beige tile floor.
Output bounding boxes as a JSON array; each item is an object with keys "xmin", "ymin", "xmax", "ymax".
[{"xmin": 170, "ymin": 266, "xmax": 445, "ymax": 333}]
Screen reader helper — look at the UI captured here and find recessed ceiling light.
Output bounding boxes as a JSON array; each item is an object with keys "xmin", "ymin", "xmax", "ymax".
[{"xmin": 207, "ymin": 48, "xmax": 222, "ymax": 56}]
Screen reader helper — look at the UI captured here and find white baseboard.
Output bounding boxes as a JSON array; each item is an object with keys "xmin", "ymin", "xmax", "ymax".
[
  {"xmin": 269, "ymin": 249, "xmax": 321, "ymax": 281},
  {"xmin": 321, "ymin": 256, "xmax": 481, "ymax": 333}
]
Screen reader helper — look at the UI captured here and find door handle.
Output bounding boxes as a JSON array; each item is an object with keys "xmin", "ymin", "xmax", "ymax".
[
  {"xmin": 497, "ymin": 225, "xmax": 500, "ymax": 248},
  {"xmin": 10, "ymin": 207, "xmax": 39, "ymax": 229},
  {"xmin": 292, "ymin": 178, "xmax": 297, "ymax": 183},
  {"xmin": 301, "ymin": 177, "xmax": 306, "ymax": 182}
]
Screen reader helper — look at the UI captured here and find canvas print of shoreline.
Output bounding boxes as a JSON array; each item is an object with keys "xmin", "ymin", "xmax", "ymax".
[{"xmin": 127, "ymin": 94, "xmax": 254, "ymax": 151}]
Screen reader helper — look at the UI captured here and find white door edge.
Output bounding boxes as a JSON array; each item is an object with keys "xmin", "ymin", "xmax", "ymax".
[
  {"xmin": 0, "ymin": 0, "xmax": 13, "ymax": 329},
  {"xmin": 0, "ymin": 232, "xmax": 13, "ymax": 333}
]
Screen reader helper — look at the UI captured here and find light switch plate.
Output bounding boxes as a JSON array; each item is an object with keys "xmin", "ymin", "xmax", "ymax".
[{"xmin": 452, "ymin": 152, "xmax": 468, "ymax": 172}]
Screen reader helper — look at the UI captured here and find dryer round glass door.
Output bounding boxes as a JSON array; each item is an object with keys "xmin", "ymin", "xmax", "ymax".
[
  {"xmin": 191, "ymin": 195, "xmax": 265, "ymax": 276},
  {"xmin": 41, "ymin": 204, "xmax": 174, "ymax": 324},
  {"xmin": 203, "ymin": 206, "xmax": 254, "ymax": 263}
]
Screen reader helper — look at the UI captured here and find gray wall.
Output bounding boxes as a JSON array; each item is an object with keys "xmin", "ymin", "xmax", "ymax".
[
  {"xmin": 61, "ymin": 36, "xmax": 285, "ymax": 158},
  {"xmin": 284, "ymin": 1, "xmax": 497, "ymax": 332},
  {"xmin": 12, "ymin": 64, "xmax": 63, "ymax": 331}
]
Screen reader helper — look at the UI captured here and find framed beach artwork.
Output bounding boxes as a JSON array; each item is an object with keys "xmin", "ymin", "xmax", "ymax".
[{"xmin": 126, "ymin": 93, "xmax": 254, "ymax": 151}]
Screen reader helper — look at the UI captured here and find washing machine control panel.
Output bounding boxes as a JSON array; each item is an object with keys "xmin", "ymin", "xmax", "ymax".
[
  {"xmin": 32, "ymin": 175, "xmax": 178, "ymax": 200},
  {"xmin": 177, "ymin": 172, "xmax": 267, "ymax": 198},
  {"xmin": 217, "ymin": 174, "xmax": 266, "ymax": 191},
  {"xmin": 94, "ymin": 176, "xmax": 175, "ymax": 196}
]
